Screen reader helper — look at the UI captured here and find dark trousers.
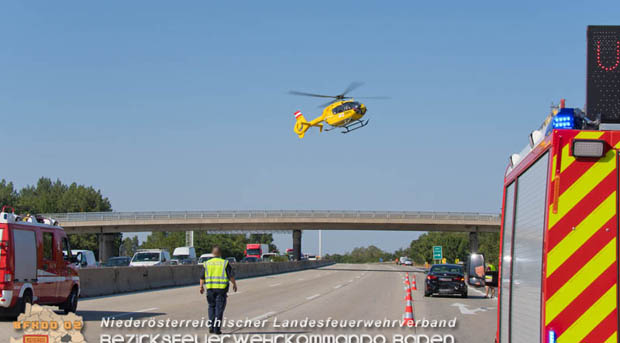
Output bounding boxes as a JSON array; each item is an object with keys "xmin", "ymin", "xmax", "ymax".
[{"xmin": 206, "ymin": 289, "xmax": 228, "ymax": 332}]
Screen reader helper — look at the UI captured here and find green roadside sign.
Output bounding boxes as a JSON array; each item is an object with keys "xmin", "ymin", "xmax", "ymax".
[{"xmin": 433, "ymin": 246, "xmax": 443, "ymax": 260}]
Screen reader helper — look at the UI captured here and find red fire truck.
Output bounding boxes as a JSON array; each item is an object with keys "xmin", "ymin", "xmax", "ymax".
[
  {"xmin": 489, "ymin": 26, "xmax": 620, "ymax": 342},
  {"xmin": 0, "ymin": 206, "xmax": 80, "ymax": 317}
]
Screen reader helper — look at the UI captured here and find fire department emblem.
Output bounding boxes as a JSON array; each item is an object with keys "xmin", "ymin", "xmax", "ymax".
[{"xmin": 11, "ymin": 304, "xmax": 86, "ymax": 343}]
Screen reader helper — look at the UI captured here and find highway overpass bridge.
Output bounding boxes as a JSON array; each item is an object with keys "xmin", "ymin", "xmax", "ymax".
[{"xmin": 49, "ymin": 210, "xmax": 501, "ymax": 261}]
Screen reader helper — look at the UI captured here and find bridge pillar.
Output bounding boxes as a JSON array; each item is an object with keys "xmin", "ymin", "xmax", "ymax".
[
  {"xmin": 98, "ymin": 233, "xmax": 116, "ymax": 263},
  {"xmin": 292, "ymin": 230, "xmax": 302, "ymax": 261},
  {"xmin": 469, "ymin": 231, "xmax": 479, "ymax": 253}
]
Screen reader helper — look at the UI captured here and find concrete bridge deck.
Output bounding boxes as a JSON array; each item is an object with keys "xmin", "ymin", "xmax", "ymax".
[{"xmin": 47, "ymin": 210, "xmax": 501, "ymax": 234}]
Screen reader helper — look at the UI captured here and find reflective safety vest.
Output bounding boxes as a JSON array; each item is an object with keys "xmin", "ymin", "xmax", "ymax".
[{"xmin": 204, "ymin": 258, "xmax": 229, "ymax": 289}]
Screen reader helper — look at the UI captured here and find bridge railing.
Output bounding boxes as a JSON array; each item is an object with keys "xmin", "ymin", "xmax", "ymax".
[{"xmin": 45, "ymin": 210, "xmax": 500, "ymax": 223}]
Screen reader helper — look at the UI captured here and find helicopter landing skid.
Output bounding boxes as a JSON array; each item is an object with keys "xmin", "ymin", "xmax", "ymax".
[{"xmin": 341, "ymin": 119, "xmax": 369, "ymax": 134}]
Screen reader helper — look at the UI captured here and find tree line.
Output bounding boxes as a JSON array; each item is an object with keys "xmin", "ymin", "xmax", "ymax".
[
  {"xmin": 325, "ymin": 232, "xmax": 499, "ymax": 266},
  {"xmin": 0, "ymin": 178, "xmax": 277, "ymax": 261},
  {"xmin": 0, "ymin": 177, "xmax": 119, "ymax": 258}
]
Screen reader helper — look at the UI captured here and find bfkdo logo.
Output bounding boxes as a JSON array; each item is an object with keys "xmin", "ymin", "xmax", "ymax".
[
  {"xmin": 22, "ymin": 335, "xmax": 49, "ymax": 343},
  {"xmin": 13, "ymin": 320, "xmax": 83, "ymax": 331}
]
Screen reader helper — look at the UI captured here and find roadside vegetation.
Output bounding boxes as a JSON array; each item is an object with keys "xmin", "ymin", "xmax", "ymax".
[
  {"xmin": 0, "ymin": 178, "xmax": 276, "ymax": 261},
  {"xmin": 326, "ymin": 232, "xmax": 499, "ymax": 265}
]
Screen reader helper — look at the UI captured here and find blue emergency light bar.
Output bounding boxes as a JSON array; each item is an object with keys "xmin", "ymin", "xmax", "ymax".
[{"xmin": 552, "ymin": 108, "xmax": 576, "ymax": 129}]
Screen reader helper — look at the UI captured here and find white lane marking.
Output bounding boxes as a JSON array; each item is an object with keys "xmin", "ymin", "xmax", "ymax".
[
  {"xmin": 249, "ymin": 311, "xmax": 276, "ymax": 322},
  {"xmin": 114, "ymin": 307, "xmax": 159, "ymax": 318},
  {"xmin": 451, "ymin": 303, "xmax": 495, "ymax": 315},
  {"xmin": 229, "ymin": 292, "xmax": 243, "ymax": 296},
  {"xmin": 298, "ymin": 278, "xmax": 305, "ymax": 281},
  {"xmin": 355, "ymin": 276, "xmax": 361, "ymax": 279},
  {"xmin": 306, "ymin": 294, "xmax": 321, "ymax": 300},
  {"xmin": 269, "ymin": 283, "xmax": 282, "ymax": 287},
  {"xmin": 333, "ymin": 284, "xmax": 342, "ymax": 289}
]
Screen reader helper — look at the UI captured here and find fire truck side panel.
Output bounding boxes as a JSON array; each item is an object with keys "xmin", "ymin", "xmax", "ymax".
[
  {"xmin": 511, "ymin": 151, "xmax": 550, "ymax": 342},
  {"xmin": 544, "ymin": 130, "xmax": 619, "ymax": 342},
  {"xmin": 499, "ymin": 182, "xmax": 516, "ymax": 342},
  {"xmin": 13, "ymin": 229, "xmax": 37, "ymax": 283}
]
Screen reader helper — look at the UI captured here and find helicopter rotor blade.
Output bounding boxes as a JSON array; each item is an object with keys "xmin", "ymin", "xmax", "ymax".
[
  {"xmin": 289, "ymin": 90, "xmax": 337, "ymax": 98},
  {"xmin": 341, "ymin": 82, "xmax": 364, "ymax": 97},
  {"xmin": 352, "ymin": 96, "xmax": 390, "ymax": 99},
  {"xmin": 318, "ymin": 99, "xmax": 337, "ymax": 108}
]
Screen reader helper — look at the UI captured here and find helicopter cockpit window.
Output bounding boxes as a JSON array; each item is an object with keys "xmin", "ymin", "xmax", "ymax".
[
  {"xmin": 348, "ymin": 102, "xmax": 360, "ymax": 109},
  {"xmin": 332, "ymin": 105, "xmax": 344, "ymax": 114}
]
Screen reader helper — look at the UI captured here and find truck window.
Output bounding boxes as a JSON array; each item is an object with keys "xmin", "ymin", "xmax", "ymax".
[
  {"xmin": 500, "ymin": 182, "xmax": 515, "ymax": 342},
  {"xmin": 43, "ymin": 232, "xmax": 54, "ymax": 260},
  {"xmin": 510, "ymin": 152, "xmax": 549, "ymax": 342},
  {"xmin": 62, "ymin": 237, "xmax": 72, "ymax": 259}
]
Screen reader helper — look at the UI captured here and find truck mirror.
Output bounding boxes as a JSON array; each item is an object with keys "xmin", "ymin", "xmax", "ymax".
[
  {"xmin": 467, "ymin": 253, "xmax": 485, "ymax": 287},
  {"xmin": 75, "ymin": 252, "xmax": 85, "ymax": 266}
]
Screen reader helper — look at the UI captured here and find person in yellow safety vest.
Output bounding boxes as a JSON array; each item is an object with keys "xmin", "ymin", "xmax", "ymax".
[
  {"xmin": 199, "ymin": 246, "xmax": 238, "ymax": 335},
  {"xmin": 484, "ymin": 263, "xmax": 497, "ymax": 298}
]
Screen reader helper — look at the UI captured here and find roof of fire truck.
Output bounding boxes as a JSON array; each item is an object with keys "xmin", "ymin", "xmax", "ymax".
[
  {"xmin": 0, "ymin": 206, "xmax": 63, "ymax": 229},
  {"xmin": 506, "ymin": 99, "xmax": 591, "ymax": 178}
]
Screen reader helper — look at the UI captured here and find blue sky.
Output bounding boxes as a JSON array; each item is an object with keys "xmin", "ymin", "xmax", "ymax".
[{"xmin": 1, "ymin": 1, "xmax": 618, "ymax": 254}]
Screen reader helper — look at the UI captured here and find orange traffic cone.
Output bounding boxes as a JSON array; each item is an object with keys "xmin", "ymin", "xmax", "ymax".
[
  {"xmin": 411, "ymin": 274, "xmax": 417, "ymax": 291},
  {"xmin": 402, "ymin": 289, "xmax": 415, "ymax": 327}
]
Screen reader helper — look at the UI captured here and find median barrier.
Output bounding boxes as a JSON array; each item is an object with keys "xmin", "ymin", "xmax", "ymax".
[
  {"xmin": 113, "ymin": 266, "xmax": 148, "ymax": 294},
  {"xmin": 77, "ymin": 267, "xmax": 118, "ymax": 297},
  {"xmin": 170, "ymin": 265, "xmax": 198, "ymax": 286},
  {"xmin": 78, "ymin": 260, "xmax": 334, "ymax": 297}
]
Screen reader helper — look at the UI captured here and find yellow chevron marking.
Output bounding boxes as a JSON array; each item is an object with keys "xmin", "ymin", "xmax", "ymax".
[
  {"xmin": 605, "ymin": 332, "xmax": 617, "ymax": 343},
  {"xmin": 551, "ymin": 132, "xmax": 605, "ymax": 180},
  {"xmin": 547, "ymin": 192, "xmax": 616, "ymax": 276},
  {"xmin": 559, "ymin": 285, "xmax": 616, "ymax": 342},
  {"xmin": 548, "ymin": 150, "xmax": 616, "ymax": 228},
  {"xmin": 546, "ymin": 238, "xmax": 616, "ymax": 324}
]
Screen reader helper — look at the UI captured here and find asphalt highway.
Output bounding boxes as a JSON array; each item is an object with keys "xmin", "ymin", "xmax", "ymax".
[{"xmin": 1, "ymin": 264, "xmax": 497, "ymax": 343}]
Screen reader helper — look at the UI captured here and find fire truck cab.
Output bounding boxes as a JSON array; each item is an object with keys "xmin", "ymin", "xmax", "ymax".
[
  {"xmin": 490, "ymin": 25, "xmax": 620, "ymax": 343},
  {"xmin": 0, "ymin": 206, "xmax": 80, "ymax": 317}
]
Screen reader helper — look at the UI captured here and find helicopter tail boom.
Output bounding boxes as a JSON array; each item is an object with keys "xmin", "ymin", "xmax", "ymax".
[{"xmin": 293, "ymin": 111, "xmax": 318, "ymax": 139}]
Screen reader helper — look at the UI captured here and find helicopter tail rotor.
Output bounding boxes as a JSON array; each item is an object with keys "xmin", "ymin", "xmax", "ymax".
[
  {"xmin": 293, "ymin": 111, "xmax": 323, "ymax": 138},
  {"xmin": 293, "ymin": 111, "xmax": 315, "ymax": 139}
]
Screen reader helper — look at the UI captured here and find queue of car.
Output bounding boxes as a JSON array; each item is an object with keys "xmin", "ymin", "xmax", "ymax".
[{"xmin": 66, "ymin": 246, "xmax": 293, "ymax": 269}]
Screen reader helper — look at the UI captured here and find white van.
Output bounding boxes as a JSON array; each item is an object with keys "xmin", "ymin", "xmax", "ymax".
[
  {"xmin": 71, "ymin": 250, "xmax": 98, "ymax": 268},
  {"xmin": 197, "ymin": 253, "xmax": 214, "ymax": 264},
  {"xmin": 130, "ymin": 249, "xmax": 171, "ymax": 267},
  {"xmin": 261, "ymin": 252, "xmax": 277, "ymax": 262},
  {"xmin": 171, "ymin": 246, "xmax": 196, "ymax": 265}
]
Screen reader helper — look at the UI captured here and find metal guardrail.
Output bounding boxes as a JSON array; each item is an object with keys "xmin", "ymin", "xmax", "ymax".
[{"xmin": 45, "ymin": 210, "xmax": 500, "ymax": 223}]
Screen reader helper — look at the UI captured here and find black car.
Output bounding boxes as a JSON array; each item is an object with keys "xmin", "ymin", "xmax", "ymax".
[
  {"xmin": 424, "ymin": 264, "xmax": 467, "ymax": 298},
  {"xmin": 103, "ymin": 256, "xmax": 131, "ymax": 267}
]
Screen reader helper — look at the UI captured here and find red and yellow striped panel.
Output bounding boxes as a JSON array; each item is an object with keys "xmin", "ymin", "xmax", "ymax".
[{"xmin": 545, "ymin": 130, "xmax": 620, "ymax": 342}]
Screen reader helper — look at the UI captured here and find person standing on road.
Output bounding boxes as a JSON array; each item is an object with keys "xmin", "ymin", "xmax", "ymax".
[
  {"xmin": 200, "ymin": 246, "xmax": 238, "ymax": 335},
  {"xmin": 484, "ymin": 263, "xmax": 497, "ymax": 298}
]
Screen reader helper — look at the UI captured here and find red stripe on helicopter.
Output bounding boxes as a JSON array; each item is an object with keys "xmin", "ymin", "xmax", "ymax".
[{"xmin": 294, "ymin": 111, "xmax": 302, "ymax": 118}]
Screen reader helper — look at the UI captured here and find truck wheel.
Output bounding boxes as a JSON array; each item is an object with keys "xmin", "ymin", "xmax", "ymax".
[
  {"xmin": 18, "ymin": 290, "xmax": 33, "ymax": 315},
  {"xmin": 62, "ymin": 288, "xmax": 78, "ymax": 314}
]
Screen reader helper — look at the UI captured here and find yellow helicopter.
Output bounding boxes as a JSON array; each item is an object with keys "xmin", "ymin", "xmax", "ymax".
[{"xmin": 289, "ymin": 82, "xmax": 386, "ymax": 138}]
